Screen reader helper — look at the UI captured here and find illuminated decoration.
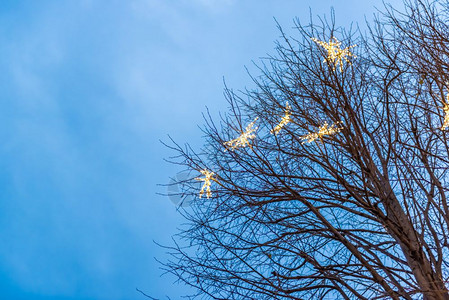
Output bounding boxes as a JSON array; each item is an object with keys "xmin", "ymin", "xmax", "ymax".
[
  {"xmin": 300, "ymin": 121, "xmax": 343, "ymax": 144},
  {"xmin": 271, "ymin": 102, "xmax": 291, "ymax": 135},
  {"xmin": 195, "ymin": 169, "xmax": 215, "ymax": 199},
  {"xmin": 224, "ymin": 117, "xmax": 258, "ymax": 151},
  {"xmin": 311, "ymin": 37, "xmax": 356, "ymax": 72},
  {"xmin": 442, "ymin": 94, "xmax": 449, "ymax": 131}
]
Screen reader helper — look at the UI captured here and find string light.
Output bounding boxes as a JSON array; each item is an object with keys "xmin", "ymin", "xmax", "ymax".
[
  {"xmin": 271, "ymin": 102, "xmax": 291, "ymax": 135},
  {"xmin": 195, "ymin": 169, "xmax": 215, "ymax": 199},
  {"xmin": 442, "ymin": 93, "xmax": 449, "ymax": 131},
  {"xmin": 312, "ymin": 37, "xmax": 356, "ymax": 72},
  {"xmin": 224, "ymin": 117, "xmax": 258, "ymax": 151},
  {"xmin": 300, "ymin": 121, "xmax": 343, "ymax": 144}
]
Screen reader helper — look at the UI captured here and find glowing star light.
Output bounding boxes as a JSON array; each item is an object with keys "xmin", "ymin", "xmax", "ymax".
[
  {"xmin": 271, "ymin": 102, "xmax": 291, "ymax": 135},
  {"xmin": 442, "ymin": 93, "xmax": 449, "ymax": 131},
  {"xmin": 195, "ymin": 169, "xmax": 215, "ymax": 199},
  {"xmin": 224, "ymin": 117, "xmax": 258, "ymax": 151},
  {"xmin": 300, "ymin": 121, "xmax": 343, "ymax": 144},
  {"xmin": 312, "ymin": 37, "xmax": 356, "ymax": 72}
]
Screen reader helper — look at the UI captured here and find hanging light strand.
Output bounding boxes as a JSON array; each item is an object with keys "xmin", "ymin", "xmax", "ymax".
[
  {"xmin": 195, "ymin": 169, "xmax": 215, "ymax": 199},
  {"xmin": 271, "ymin": 102, "xmax": 292, "ymax": 135},
  {"xmin": 312, "ymin": 37, "xmax": 356, "ymax": 72},
  {"xmin": 300, "ymin": 121, "xmax": 343, "ymax": 144},
  {"xmin": 224, "ymin": 117, "xmax": 258, "ymax": 151},
  {"xmin": 442, "ymin": 88, "xmax": 449, "ymax": 131}
]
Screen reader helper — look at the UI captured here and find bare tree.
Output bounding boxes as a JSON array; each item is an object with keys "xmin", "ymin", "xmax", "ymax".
[{"xmin": 162, "ymin": 0, "xmax": 449, "ymax": 298}]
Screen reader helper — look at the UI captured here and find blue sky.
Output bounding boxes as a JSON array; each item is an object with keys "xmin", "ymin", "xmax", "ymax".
[{"xmin": 0, "ymin": 1, "xmax": 402, "ymax": 299}]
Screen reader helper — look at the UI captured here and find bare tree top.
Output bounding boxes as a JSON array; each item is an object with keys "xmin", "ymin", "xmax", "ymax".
[{"xmin": 161, "ymin": 1, "xmax": 449, "ymax": 299}]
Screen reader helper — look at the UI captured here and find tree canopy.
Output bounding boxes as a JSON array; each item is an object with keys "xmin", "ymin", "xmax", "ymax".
[{"xmin": 163, "ymin": 1, "xmax": 449, "ymax": 299}]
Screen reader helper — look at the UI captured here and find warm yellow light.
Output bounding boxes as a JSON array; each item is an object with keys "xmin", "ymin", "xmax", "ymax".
[
  {"xmin": 195, "ymin": 169, "xmax": 215, "ymax": 199},
  {"xmin": 442, "ymin": 94, "xmax": 449, "ymax": 131},
  {"xmin": 224, "ymin": 117, "xmax": 258, "ymax": 151},
  {"xmin": 300, "ymin": 121, "xmax": 343, "ymax": 144},
  {"xmin": 312, "ymin": 37, "xmax": 356, "ymax": 72},
  {"xmin": 271, "ymin": 102, "xmax": 291, "ymax": 135}
]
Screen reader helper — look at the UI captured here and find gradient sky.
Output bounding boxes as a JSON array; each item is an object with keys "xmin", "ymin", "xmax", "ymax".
[{"xmin": 0, "ymin": 1, "xmax": 402, "ymax": 299}]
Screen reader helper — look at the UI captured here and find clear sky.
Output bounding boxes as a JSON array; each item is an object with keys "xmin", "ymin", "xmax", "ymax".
[{"xmin": 0, "ymin": 1, "xmax": 402, "ymax": 299}]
